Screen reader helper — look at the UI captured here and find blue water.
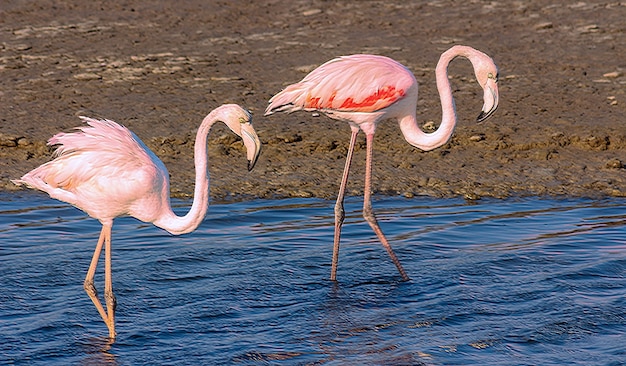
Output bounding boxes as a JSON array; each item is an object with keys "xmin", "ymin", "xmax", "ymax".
[{"xmin": 0, "ymin": 193, "xmax": 624, "ymax": 365}]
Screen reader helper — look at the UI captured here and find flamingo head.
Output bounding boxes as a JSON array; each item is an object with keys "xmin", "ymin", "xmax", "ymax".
[
  {"xmin": 220, "ymin": 105, "xmax": 262, "ymax": 171},
  {"xmin": 475, "ymin": 62, "xmax": 499, "ymax": 123}
]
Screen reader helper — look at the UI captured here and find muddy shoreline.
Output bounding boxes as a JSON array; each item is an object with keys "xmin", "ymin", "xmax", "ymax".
[{"xmin": 1, "ymin": 1, "xmax": 624, "ymax": 202}]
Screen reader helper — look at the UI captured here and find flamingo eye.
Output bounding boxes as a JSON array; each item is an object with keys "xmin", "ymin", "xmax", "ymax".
[
  {"xmin": 488, "ymin": 72, "xmax": 499, "ymax": 83},
  {"xmin": 238, "ymin": 117, "xmax": 248, "ymax": 124}
]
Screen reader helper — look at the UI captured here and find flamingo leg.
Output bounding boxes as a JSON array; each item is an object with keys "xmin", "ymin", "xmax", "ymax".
[
  {"xmin": 83, "ymin": 224, "xmax": 116, "ymax": 338},
  {"xmin": 362, "ymin": 133, "xmax": 410, "ymax": 281},
  {"xmin": 103, "ymin": 224, "xmax": 117, "ymax": 338},
  {"xmin": 330, "ymin": 128, "xmax": 359, "ymax": 281},
  {"xmin": 84, "ymin": 226, "xmax": 110, "ymax": 328}
]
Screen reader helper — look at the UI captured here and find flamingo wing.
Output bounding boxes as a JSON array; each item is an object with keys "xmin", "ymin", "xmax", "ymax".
[
  {"xmin": 266, "ymin": 54, "xmax": 416, "ymax": 115},
  {"xmin": 15, "ymin": 117, "xmax": 167, "ymax": 215}
]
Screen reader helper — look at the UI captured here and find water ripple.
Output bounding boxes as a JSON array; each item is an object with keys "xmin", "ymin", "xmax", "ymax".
[{"xmin": 1, "ymin": 193, "xmax": 625, "ymax": 365}]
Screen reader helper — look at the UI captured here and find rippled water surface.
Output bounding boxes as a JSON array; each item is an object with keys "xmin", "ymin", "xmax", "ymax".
[{"xmin": 1, "ymin": 193, "xmax": 625, "ymax": 365}]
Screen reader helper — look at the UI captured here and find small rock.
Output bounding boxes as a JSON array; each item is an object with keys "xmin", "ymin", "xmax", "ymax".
[
  {"xmin": 73, "ymin": 73, "xmax": 102, "ymax": 81},
  {"xmin": 302, "ymin": 9, "xmax": 322, "ymax": 16},
  {"xmin": 294, "ymin": 190, "xmax": 313, "ymax": 198},
  {"xmin": 534, "ymin": 22, "xmax": 553, "ymax": 30},
  {"xmin": 586, "ymin": 135, "xmax": 609, "ymax": 150},
  {"xmin": 607, "ymin": 96, "xmax": 618, "ymax": 105},
  {"xmin": 422, "ymin": 121, "xmax": 437, "ymax": 132},
  {"xmin": 295, "ymin": 64, "xmax": 318, "ymax": 73},
  {"xmin": 210, "ymin": 76, "xmax": 243, "ymax": 82},
  {"xmin": 603, "ymin": 71, "xmax": 622, "ymax": 78},
  {"xmin": 469, "ymin": 134, "xmax": 485, "ymax": 142},
  {"xmin": 0, "ymin": 133, "xmax": 20, "ymax": 147},
  {"xmin": 578, "ymin": 24, "xmax": 599, "ymax": 33},
  {"xmin": 277, "ymin": 133, "xmax": 302, "ymax": 143},
  {"xmin": 605, "ymin": 158, "xmax": 623, "ymax": 169},
  {"xmin": 17, "ymin": 137, "xmax": 31, "ymax": 146},
  {"xmin": 15, "ymin": 43, "xmax": 32, "ymax": 51}
]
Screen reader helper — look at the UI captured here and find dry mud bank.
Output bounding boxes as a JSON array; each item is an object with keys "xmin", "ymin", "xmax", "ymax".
[{"xmin": 1, "ymin": 1, "xmax": 624, "ymax": 201}]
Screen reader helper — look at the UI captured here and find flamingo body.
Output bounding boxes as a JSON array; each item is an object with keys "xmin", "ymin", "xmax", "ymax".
[
  {"xmin": 266, "ymin": 45, "xmax": 500, "ymax": 281},
  {"xmin": 268, "ymin": 54, "xmax": 416, "ymax": 114},
  {"xmin": 13, "ymin": 104, "xmax": 262, "ymax": 338}
]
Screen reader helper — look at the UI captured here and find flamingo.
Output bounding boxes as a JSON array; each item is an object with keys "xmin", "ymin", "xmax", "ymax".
[
  {"xmin": 12, "ymin": 104, "xmax": 262, "ymax": 338},
  {"xmin": 265, "ymin": 45, "xmax": 499, "ymax": 281}
]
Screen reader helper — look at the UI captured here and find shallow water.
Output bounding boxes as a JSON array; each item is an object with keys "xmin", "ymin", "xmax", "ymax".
[{"xmin": 1, "ymin": 193, "xmax": 625, "ymax": 365}]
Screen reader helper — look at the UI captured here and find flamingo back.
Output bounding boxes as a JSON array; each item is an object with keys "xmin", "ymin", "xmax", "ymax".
[{"xmin": 266, "ymin": 54, "xmax": 416, "ymax": 115}]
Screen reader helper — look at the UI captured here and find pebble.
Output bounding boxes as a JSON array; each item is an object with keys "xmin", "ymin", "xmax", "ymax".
[
  {"xmin": 0, "ymin": 135, "xmax": 17, "ymax": 147},
  {"xmin": 534, "ymin": 22, "xmax": 553, "ymax": 30},
  {"xmin": 605, "ymin": 158, "xmax": 624, "ymax": 169},
  {"xmin": 302, "ymin": 9, "xmax": 322, "ymax": 16},
  {"xmin": 422, "ymin": 121, "xmax": 437, "ymax": 132},
  {"xmin": 73, "ymin": 73, "xmax": 102, "ymax": 81},
  {"xmin": 603, "ymin": 71, "xmax": 622, "ymax": 78},
  {"xmin": 578, "ymin": 24, "xmax": 599, "ymax": 33},
  {"xmin": 295, "ymin": 64, "xmax": 318, "ymax": 73},
  {"xmin": 15, "ymin": 43, "xmax": 32, "ymax": 51}
]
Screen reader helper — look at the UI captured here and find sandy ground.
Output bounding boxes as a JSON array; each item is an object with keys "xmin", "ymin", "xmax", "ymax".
[{"xmin": 1, "ymin": 1, "xmax": 625, "ymax": 202}]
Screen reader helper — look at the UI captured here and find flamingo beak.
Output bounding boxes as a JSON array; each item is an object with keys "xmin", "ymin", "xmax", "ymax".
[
  {"xmin": 477, "ymin": 77, "xmax": 499, "ymax": 122},
  {"xmin": 241, "ymin": 123, "xmax": 261, "ymax": 171}
]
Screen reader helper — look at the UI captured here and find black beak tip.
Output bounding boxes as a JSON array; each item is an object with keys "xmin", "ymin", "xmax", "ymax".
[
  {"xmin": 248, "ymin": 156, "xmax": 260, "ymax": 171},
  {"xmin": 477, "ymin": 107, "xmax": 497, "ymax": 123},
  {"xmin": 476, "ymin": 111, "xmax": 489, "ymax": 123}
]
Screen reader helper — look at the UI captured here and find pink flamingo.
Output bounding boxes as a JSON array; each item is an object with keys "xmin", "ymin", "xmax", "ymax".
[
  {"xmin": 265, "ymin": 45, "xmax": 499, "ymax": 281},
  {"xmin": 12, "ymin": 104, "xmax": 261, "ymax": 338}
]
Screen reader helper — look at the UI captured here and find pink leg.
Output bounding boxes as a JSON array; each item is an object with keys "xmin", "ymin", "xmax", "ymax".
[
  {"xmin": 362, "ymin": 133, "xmax": 410, "ymax": 281},
  {"xmin": 84, "ymin": 227, "xmax": 109, "ymax": 324},
  {"xmin": 103, "ymin": 225, "xmax": 117, "ymax": 338},
  {"xmin": 83, "ymin": 224, "xmax": 117, "ymax": 338},
  {"xmin": 331, "ymin": 128, "xmax": 359, "ymax": 281}
]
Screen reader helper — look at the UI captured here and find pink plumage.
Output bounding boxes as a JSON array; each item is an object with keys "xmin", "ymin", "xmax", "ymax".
[
  {"xmin": 266, "ymin": 54, "xmax": 416, "ymax": 114},
  {"xmin": 13, "ymin": 105, "xmax": 261, "ymax": 338},
  {"xmin": 17, "ymin": 117, "xmax": 167, "ymax": 222},
  {"xmin": 265, "ymin": 45, "xmax": 500, "ymax": 282}
]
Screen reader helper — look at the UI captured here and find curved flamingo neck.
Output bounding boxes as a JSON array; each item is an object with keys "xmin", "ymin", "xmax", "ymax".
[
  {"xmin": 153, "ymin": 109, "xmax": 224, "ymax": 235},
  {"xmin": 399, "ymin": 45, "xmax": 475, "ymax": 151}
]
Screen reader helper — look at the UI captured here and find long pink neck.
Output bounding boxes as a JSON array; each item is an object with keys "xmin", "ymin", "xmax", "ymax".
[
  {"xmin": 153, "ymin": 110, "xmax": 223, "ymax": 235},
  {"xmin": 399, "ymin": 46, "xmax": 474, "ymax": 151}
]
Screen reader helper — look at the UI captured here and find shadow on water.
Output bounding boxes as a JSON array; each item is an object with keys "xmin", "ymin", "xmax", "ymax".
[
  {"xmin": 76, "ymin": 337, "xmax": 118, "ymax": 365},
  {"xmin": 1, "ymin": 192, "xmax": 625, "ymax": 365}
]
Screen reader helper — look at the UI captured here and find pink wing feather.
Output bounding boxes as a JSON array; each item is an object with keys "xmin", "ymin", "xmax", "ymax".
[
  {"xmin": 266, "ymin": 54, "xmax": 416, "ymax": 114},
  {"xmin": 21, "ymin": 118, "xmax": 155, "ymax": 188},
  {"xmin": 14, "ymin": 117, "xmax": 166, "ymax": 216}
]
